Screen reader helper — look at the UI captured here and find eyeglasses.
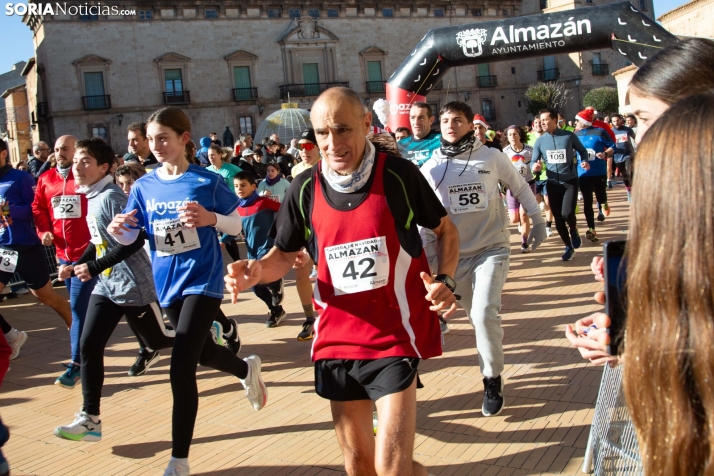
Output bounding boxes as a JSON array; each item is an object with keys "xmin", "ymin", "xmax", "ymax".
[{"xmin": 297, "ymin": 142, "xmax": 316, "ymax": 151}]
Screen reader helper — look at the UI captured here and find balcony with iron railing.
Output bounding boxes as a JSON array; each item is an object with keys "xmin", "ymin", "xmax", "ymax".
[
  {"xmin": 279, "ymin": 82, "xmax": 349, "ymax": 99},
  {"xmin": 476, "ymin": 75, "xmax": 498, "ymax": 88},
  {"xmin": 537, "ymin": 68, "xmax": 560, "ymax": 82},
  {"xmin": 163, "ymin": 91, "xmax": 191, "ymax": 105},
  {"xmin": 592, "ymin": 64, "xmax": 610, "ymax": 76},
  {"xmin": 232, "ymin": 88, "xmax": 258, "ymax": 101},
  {"xmin": 365, "ymin": 81, "xmax": 386, "ymax": 93},
  {"xmin": 82, "ymin": 95, "xmax": 111, "ymax": 110}
]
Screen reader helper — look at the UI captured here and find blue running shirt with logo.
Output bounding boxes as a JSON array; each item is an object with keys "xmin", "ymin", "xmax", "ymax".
[
  {"xmin": 398, "ymin": 131, "xmax": 441, "ymax": 168},
  {"xmin": 124, "ymin": 164, "xmax": 239, "ymax": 306},
  {"xmin": 575, "ymin": 127, "xmax": 614, "ymax": 177}
]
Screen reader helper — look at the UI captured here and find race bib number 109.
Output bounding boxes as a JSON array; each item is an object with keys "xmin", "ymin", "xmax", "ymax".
[
  {"xmin": 325, "ymin": 236, "xmax": 389, "ymax": 295},
  {"xmin": 153, "ymin": 218, "xmax": 200, "ymax": 257},
  {"xmin": 547, "ymin": 149, "xmax": 567, "ymax": 164}
]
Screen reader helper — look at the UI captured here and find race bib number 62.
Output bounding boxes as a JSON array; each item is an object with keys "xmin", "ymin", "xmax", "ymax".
[
  {"xmin": 51, "ymin": 195, "xmax": 81, "ymax": 219},
  {"xmin": 325, "ymin": 236, "xmax": 389, "ymax": 295}
]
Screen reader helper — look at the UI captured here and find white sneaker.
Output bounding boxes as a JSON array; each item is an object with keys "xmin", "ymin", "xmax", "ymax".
[
  {"xmin": 8, "ymin": 330, "xmax": 27, "ymax": 360},
  {"xmin": 163, "ymin": 459, "xmax": 189, "ymax": 476},
  {"xmin": 54, "ymin": 410, "xmax": 102, "ymax": 441},
  {"xmin": 578, "ymin": 191, "xmax": 583, "ymax": 201},
  {"xmin": 546, "ymin": 227, "xmax": 553, "ymax": 237},
  {"xmin": 240, "ymin": 355, "xmax": 268, "ymax": 411}
]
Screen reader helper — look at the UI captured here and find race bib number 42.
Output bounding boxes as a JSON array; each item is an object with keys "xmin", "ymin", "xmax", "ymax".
[
  {"xmin": 51, "ymin": 195, "xmax": 81, "ymax": 219},
  {"xmin": 153, "ymin": 218, "xmax": 200, "ymax": 257},
  {"xmin": 448, "ymin": 182, "xmax": 488, "ymax": 214},
  {"xmin": 0, "ymin": 249, "xmax": 18, "ymax": 274},
  {"xmin": 547, "ymin": 149, "xmax": 567, "ymax": 164},
  {"xmin": 325, "ymin": 236, "xmax": 389, "ymax": 295}
]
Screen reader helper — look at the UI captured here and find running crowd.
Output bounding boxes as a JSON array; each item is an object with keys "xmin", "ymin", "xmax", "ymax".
[{"xmin": 0, "ymin": 37, "xmax": 709, "ymax": 476}]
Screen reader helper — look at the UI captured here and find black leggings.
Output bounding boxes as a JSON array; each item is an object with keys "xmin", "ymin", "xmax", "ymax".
[
  {"xmin": 0, "ymin": 315, "xmax": 10, "ymax": 335},
  {"xmin": 223, "ymin": 238, "xmax": 241, "ymax": 262},
  {"xmin": 614, "ymin": 158, "xmax": 632, "ymax": 188},
  {"xmin": 81, "ymin": 294, "xmax": 174, "ymax": 416},
  {"xmin": 164, "ymin": 295, "xmax": 248, "ymax": 458},
  {"xmin": 253, "ymin": 279, "xmax": 283, "ymax": 313},
  {"xmin": 579, "ymin": 175, "xmax": 608, "ymax": 230},
  {"xmin": 547, "ymin": 179, "xmax": 579, "ymax": 247}
]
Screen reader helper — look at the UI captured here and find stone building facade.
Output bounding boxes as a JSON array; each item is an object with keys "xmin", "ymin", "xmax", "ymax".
[{"xmin": 21, "ymin": 0, "xmax": 649, "ymax": 152}]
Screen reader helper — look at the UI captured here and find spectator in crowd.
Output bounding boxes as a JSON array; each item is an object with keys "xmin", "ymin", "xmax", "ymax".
[
  {"xmin": 206, "ymin": 144, "xmax": 242, "ymax": 193},
  {"xmin": 394, "ymin": 127, "xmax": 410, "ymax": 141},
  {"xmin": 209, "ymin": 131, "xmax": 221, "ymax": 147},
  {"xmin": 15, "ymin": 161, "xmax": 28, "ymax": 172},
  {"xmin": 27, "ymin": 142, "xmax": 51, "ymax": 180},
  {"xmin": 286, "ymin": 138, "xmax": 299, "ymax": 157},
  {"xmin": 125, "ymin": 122, "xmax": 158, "ymax": 169},
  {"xmin": 258, "ymin": 163, "xmax": 290, "ymax": 203},
  {"xmin": 274, "ymin": 143, "xmax": 295, "ymax": 178},
  {"xmin": 194, "ymin": 137, "xmax": 212, "ymax": 166}
]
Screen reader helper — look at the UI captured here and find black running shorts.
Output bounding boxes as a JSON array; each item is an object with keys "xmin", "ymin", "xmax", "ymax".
[
  {"xmin": 0, "ymin": 244, "xmax": 51, "ymax": 290},
  {"xmin": 315, "ymin": 357, "xmax": 422, "ymax": 402}
]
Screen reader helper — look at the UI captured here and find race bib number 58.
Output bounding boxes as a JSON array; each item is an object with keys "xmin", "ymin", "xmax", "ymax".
[
  {"xmin": 448, "ymin": 182, "xmax": 488, "ymax": 214},
  {"xmin": 153, "ymin": 218, "xmax": 200, "ymax": 257},
  {"xmin": 325, "ymin": 237, "xmax": 389, "ymax": 295}
]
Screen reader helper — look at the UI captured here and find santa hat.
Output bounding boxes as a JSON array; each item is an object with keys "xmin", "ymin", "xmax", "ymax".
[
  {"xmin": 575, "ymin": 108, "xmax": 595, "ymax": 126},
  {"xmin": 473, "ymin": 114, "xmax": 488, "ymax": 128}
]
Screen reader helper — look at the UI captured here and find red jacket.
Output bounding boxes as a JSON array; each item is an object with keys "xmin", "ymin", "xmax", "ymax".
[{"xmin": 32, "ymin": 168, "xmax": 90, "ymax": 262}]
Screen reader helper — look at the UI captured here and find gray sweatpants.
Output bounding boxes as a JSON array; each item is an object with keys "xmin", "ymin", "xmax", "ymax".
[
  {"xmin": 453, "ymin": 247, "xmax": 510, "ymax": 379},
  {"xmin": 422, "ymin": 230, "xmax": 510, "ymax": 378}
]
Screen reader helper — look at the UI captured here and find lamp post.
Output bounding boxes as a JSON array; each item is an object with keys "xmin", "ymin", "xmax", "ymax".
[{"xmin": 117, "ymin": 113, "xmax": 124, "ymax": 126}]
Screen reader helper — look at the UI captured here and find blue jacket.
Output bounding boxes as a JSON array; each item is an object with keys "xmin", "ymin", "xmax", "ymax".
[
  {"xmin": 195, "ymin": 137, "xmax": 212, "ymax": 167},
  {"xmin": 0, "ymin": 168, "xmax": 42, "ymax": 246},
  {"xmin": 575, "ymin": 127, "xmax": 614, "ymax": 177}
]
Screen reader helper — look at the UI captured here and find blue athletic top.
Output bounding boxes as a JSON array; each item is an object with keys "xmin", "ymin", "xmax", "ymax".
[
  {"xmin": 237, "ymin": 196, "xmax": 280, "ymax": 260},
  {"xmin": 575, "ymin": 127, "xmax": 614, "ymax": 177},
  {"xmin": 124, "ymin": 164, "xmax": 240, "ymax": 306},
  {"xmin": 398, "ymin": 131, "xmax": 441, "ymax": 168},
  {"xmin": 0, "ymin": 169, "xmax": 41, "ymax": 247}
]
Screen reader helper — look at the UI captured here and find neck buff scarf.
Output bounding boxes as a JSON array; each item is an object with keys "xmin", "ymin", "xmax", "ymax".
[
  {"xmin": 238, "ymin": 191, "xmax": 259, "ymax": 208},
  {"xmin": 321, "ymin": 140, "xmax": 376, "ymax": 193},
  {"xmin": 75, "ymin": 174, "xmax": 114, "ymax": 198},
  {"xmin": 57, "ymin": 164, "xmax": 72, "ymax": 179},
  {"xmin": 0, "ymin": 164, "xmax": 12, "ymax": 180},
  {"xmin": 265, "ymin": 175, "xmax": 281, "ymax": 186},
  {"xmin": 439, "ymin": 130, "xmax": 479, "ymax": 157}
]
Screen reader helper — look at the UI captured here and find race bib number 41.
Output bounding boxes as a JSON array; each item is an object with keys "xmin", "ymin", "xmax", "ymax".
[
  {"xmin": 448, "ymin": 182, "xmax": 488, "ymax": 214},
  {"xmin": 51, "ymin": 195, "xmax": 81, "ymax": 219},
  {"xmin": 0, "ymin": 249, "xmax": 18, "ymax": 274},
  {"xmin": 325, "ymin": 236, "xmax": 389, "ymax": 295},
  {"xmin": 547, "ymin": 149, "xmax": 567, "ymax": 164},
  {"xmin": 153, "ymin": 218, "xmax": 200, "ymax": 257}
]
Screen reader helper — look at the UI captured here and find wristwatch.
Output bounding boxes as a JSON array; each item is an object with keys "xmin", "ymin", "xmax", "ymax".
[{"xmin": 434, "ymin": 274, "xmax": 456, "ymax": 293}]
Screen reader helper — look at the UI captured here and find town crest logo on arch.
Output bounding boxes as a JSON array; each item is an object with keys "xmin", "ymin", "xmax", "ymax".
[{"xmin": 456, "ymin": 29, "xmax": 488, "ymax": 57}]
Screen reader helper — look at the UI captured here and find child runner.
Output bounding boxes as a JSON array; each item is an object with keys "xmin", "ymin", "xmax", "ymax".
[
  {"xmin": 108, "ymin": 107, "xmax": 266, "ymax": 476},
  {"xmin": 235, "ymin": 171, "xmax": 286, "ymax": 328},
  {"xmin": 502, "ymin": 125, "xmax": 536, "ymax": 252},
  {"xmin": 53, "ymin": 137, "xmax": 176, "ymax": 441}
]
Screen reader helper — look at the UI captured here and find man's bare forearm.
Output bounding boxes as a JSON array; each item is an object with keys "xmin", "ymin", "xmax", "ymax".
[
  {"xmin": 257, "ymin": 247, "xmax": 300, "ymax": 284},
  {"xmin": 432, "ymin": 216, "xmax": 459, "ymax": 277}
]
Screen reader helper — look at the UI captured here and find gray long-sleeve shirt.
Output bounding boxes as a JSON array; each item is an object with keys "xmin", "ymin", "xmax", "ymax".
[
  {"xmin": 532, "ymin": 129, "xmax": 589, "ymax": 183},
  {"xmin": 420, "ymin": 143, "xmax": 542, "ymax": 259}
]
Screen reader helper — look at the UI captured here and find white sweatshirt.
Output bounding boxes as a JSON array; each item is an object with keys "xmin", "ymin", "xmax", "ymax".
[{"xmin": 420, "ymin": 143, "xmax": 542, "ymax": 259}]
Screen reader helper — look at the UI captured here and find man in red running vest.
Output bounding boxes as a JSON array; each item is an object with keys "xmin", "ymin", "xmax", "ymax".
[{"xmin": 225, "ymin": 87, "xmax": 460, "ymax": 476}]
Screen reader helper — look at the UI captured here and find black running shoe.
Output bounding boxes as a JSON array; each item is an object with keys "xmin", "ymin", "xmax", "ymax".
[
  {"xmin": 224, "ymin": 318, "xmax": 241, "ymax": 355},
  {"xmin": 596, "ymin": 211, "xmax": 606, "ymax": 222},
  {"xmin": 570, "ymin": 229, "xmax": 582, "ymax": 249},
  {"xmin": 266, "ymin": 307, "xmax": 287, "ymax": 328},
  {"xmin": 297, "ymin": 321, "xmax": 314, "ymax": 341},
  {"xmin": 585, "ymin": 229, "xmax": 599, "ymax": 242},
  {"xmin": 128, "ymin": 350, "xmax": 160, "ymax": 376},
  {"xmin": 482, "ymin": 376, "xmax": 505, "ymax": 416}
]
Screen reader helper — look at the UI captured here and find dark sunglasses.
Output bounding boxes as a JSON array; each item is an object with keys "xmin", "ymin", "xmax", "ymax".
[{"xmin": 297, "ymin": 142, "xmax": 316, "ymax": 151}]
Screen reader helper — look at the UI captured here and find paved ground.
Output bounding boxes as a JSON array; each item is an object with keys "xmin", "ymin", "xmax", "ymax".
[{"xmin": 0, "ymin": 187, "xmax": 630, "ymax": 475}]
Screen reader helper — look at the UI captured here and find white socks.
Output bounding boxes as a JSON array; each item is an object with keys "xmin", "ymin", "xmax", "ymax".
[{"xmin": 4, "ymin": 328, "xmax": 18, "ymax": 342}]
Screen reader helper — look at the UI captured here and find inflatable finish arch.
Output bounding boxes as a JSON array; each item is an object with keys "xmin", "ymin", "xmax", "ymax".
[{"xmin": 386, "ymin": 2, "xmax": 678, "ymax": 130}]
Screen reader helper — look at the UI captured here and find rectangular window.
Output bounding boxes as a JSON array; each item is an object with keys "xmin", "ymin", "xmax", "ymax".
[
  {"xmin": 327, "ymin": 9, "xmax": 339, "ymax": 17},
  {"xmin": 518, "ymin": 101, "xmax": 522, "ymax": 107},
  {"xmin": 473, "ymin": 9, "xmax": 482, "ymax": 16},
  {"xmin": 382, "ymin": 8, "xmax": 393, "ymax": 17},
  {"xmin": 165, "ymin": 69, "xmax": 183, "ymax": 93},
  {"xmin": 233, "ymin": 66, "xmax": 253, "ymax": 100},
  {"xmin": 302, "ymin": 63, "xmax": 320, "ymax": 96},
  {"xmin": 540, "ymin": 0, "xmax": 548, "ymax": 9},
  {"xmin": 366, "ymin": 61, "xmax": 384, "ymax": 93},
  {"xmin": 79, "ymin": 14, "xmax": 99, "ymax": 21},
  {"xmin": 308, "ymin": 8, "xmax": 320, "ymax": 18},
  {"xmin": 84, "ymin": 72, "xmax": 108, "ymax": 109},
  {"xmin": 639, "ymin": 0, "xmax": 647, "ymax": 10},
  {"xmin": 434, "ymin": 8, "xmax": 445, "ymax": 17},
  {"xmin": 289, "ymin": 9, "xmax": 301, "ymax": 18},
  {"xmin": 139, "ymin": 10, "xmax": 152, "ymax": 20},
  {"xmin": 592, "ymin": 52, "xmax": 602, "ymax": 64},
  {"xmin": 205, "ymin": 9, "xmax": 218, "ymax": 19},
  {"xmin": 239, "ymin": 116, "xmax": 253, "ymax": 135},
  {"xmin": 502, "ymin": 9, "xmax": 509, "ymax": 15},
  {"xmin": 511, "ymin": 67, "xmax": 516, "ymax": 74},
  {"xmin": 267, "ymin": 9, "xmax": 281, "ymax": 18},
  {"xmin": 482, "ymin": 100, "xmax": 495, "ymax": 121},
  {"xmin": 477, "ymin": 64, "xmax": 490, "ymax": 76},
  {"xmin": 91, "ymin": 126, "xmax": 108, "ymax": 141}
]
